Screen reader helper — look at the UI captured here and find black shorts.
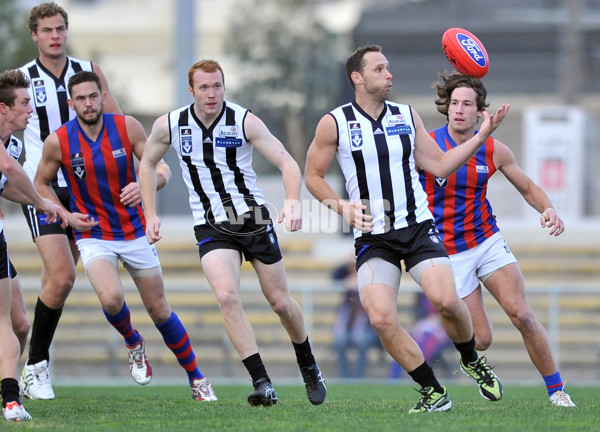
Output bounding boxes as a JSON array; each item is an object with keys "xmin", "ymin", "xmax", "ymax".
[
  {"xmin": 0, "ymin": 231, "xmax": 18, "ymax": 279},
  {"xmin": 22, "ymin": 186, "xmax": 74, "ymax": 241},
  {"xmin": 194, "ymin": 205, "xmax": 282, "ymax": 265},
  {"xmin": 354, "ymin": 220, "xmax": 448, "ymax": 272}
]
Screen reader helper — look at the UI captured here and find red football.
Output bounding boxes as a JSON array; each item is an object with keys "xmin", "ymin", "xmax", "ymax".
[{"xmin": 442, "ymin": 27, "xmax": 489, "ymax": 78}]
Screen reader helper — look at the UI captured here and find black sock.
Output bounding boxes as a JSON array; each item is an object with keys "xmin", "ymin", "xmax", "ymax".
[
  {"xmin": 1, "ymin": 378, "xmax": 20, "ymax": 408},
  {"xmin": 28, "ymin": 298, "xmax": 63, "ymax": 365},
  {"xmin": 242, "ymin": 353, "xmax": 270, "ymax": 384},
  {"xmin": 454, "ymin": 335, "xmax": 478, "ymax": 365},
  {"xmin": 292, "ymin": 337, "xmax": 316, "ymax": 368},
  {"xmin": 408, "ymin": 362, "xmax": 444, "ymax": 394}
]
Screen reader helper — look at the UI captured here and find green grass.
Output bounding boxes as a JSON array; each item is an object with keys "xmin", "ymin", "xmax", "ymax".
[{"xmin": 9, "ymin": 383, "xmax": 599, "ymax": 431}]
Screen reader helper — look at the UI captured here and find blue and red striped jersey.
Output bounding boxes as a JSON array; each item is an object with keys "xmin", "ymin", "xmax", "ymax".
[
  {"xmin": 419, "ymin": 125, "xmax": 499, "ymax": 254},
  {"xmin": 57, "ymin": 113, "xmax": 145, "ymax": 241}
]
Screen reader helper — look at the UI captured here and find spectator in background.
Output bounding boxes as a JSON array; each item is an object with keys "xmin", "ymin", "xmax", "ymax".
[{"xmin": 332, "ymin": 259, "xmax": 380, "ymax": 379}]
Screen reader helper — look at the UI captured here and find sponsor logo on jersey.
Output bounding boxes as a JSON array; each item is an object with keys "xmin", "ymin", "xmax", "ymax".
[
  {"xmin": 386, "ymin": 114, "xmax": 406, "ymax": 126},
  {"xmin": 33, "ymin": 79, "xmax": 47, "ymax": 105},
  {"xmin": 70, "ymin": 153, "xmax": 86, "ymax": 179},
  {"xmin": 180, "ymin": 127, "xmax": 193, "ymax": 155},
  {"xmin": 476, "ymin": 165, "xmax": 489, "ymax": 173},
  {"xmin": 349, "ymin": 122, "xmax": 363, "ymax": 149},
  {"xmin": 203, "ymin": 136, "xmax": 212, "ymax": 143},
  {"xmin": 386, "ymin": 125, "xmax": 412, "ymax": 136},
  {"xmin": 8, "ymin": 141, "xmax": 22, "ymax": 160},
  {"xmin": 215, "ymin": 137, "xmax": 243, "ymax": 148},
  {"xmin": 112, "ymin": 148, "xmax": 126, "ymax": 158},
  {"xmin": 219, "ymin": 125, "xmax": 239, "ymax": 137},
  {"xmin": 56, "ymin": 85, "xmax": 66, "ymax": 93},
  {"xmin": 434, "ymin": 177, "xmax": 448, "ymax": 188},
  {"xmin": 373, "ymin": 127, "xmax": 384, "ymax": 135}
]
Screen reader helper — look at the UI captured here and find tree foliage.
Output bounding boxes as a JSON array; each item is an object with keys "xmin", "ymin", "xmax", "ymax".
[
  {"xmin": 226, "ymin": 0, "xmax": 344, "ymax": 171},
  {"xmin": 0, "ymin": 0, "xmax": 38, "ymax": 71}
]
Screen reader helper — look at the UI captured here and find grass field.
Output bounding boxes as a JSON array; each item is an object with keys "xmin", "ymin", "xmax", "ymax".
[{"xmin": 8, "ymin": 383, "xmax": 599, "ymax": 431}]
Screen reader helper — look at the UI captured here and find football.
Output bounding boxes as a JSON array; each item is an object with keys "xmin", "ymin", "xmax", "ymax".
[{"xmin": 442, "ymin": 27, "xmax": 489, "ymax": 78}]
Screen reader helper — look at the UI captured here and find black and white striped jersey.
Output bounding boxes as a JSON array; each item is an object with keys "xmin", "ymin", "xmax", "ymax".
[
  {"xmin": 19, "ymin": 57, "xmax": 93, "ymax": 186},
  {"xmin": 0, "ymin": 136, "xmax": 24, "ymax": 232},
  {"xmin": 167, "ymin": 101, "xmax": 267, "ymax": 226},
  {"xmin": 331, "ymin": 101, "xmax": 433, "ymax": 238},
  {"xmin": 1, "ymin": 136, "xmax": 24, "ymax": 193}
]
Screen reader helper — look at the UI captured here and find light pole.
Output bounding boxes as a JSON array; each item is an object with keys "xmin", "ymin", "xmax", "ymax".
[
  {"xmin": 175, "ymin": 0, "xmax": 196, "ymax": 107},
  {"xmin": 560, "ymin": 0, "xmax": 583, "ymax": 104}
]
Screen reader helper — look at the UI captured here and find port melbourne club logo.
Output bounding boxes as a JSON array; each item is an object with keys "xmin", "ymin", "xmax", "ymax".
[{"xmin": 71, "ymin": 153, "xmax": 86, "ymax": 179}]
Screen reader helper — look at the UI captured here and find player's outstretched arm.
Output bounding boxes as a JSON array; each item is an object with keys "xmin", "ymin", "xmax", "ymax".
[
  {"xmin": 414, "ymin": 104, "xmax": 509, "ymax": 179},
  {"xmin": 246, "ymin": 112, "xmax": 303, "ymax": 232},
  {"xmin": 494, "ymin": 140, "xmax": 564, "ymax": 236},
  {"xmin": 139, "ymin": 114, "xmax": 171, "ymax": 243}
]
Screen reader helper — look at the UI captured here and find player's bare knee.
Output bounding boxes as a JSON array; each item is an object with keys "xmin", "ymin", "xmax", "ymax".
[
  {"xmin": 269, "ymin": 295, "xmax": 297, "ymax": 318},
  {"xmin": 434, "ymin": 296, "xmax": 462, "ymax": 320},
  {"xmin": 214, "ymin": 288, "xmax": 241, "ymax": 311},
  {"xmin": 475, "ymin": 334, "xmax": 492, "ymax": 351},
  {"xmin": 511, "ymin": 309, "xmax": 538, "ymax": 333},
  {"xmin": 146, "ymin": 305, "xmax": 172, "ymax": 324},
  {"xmin": 13, "ymin": 320, "xmax": 30, "ymax": 342},
  {"xmin": 367, "ymin": 312, "xmax": 393, "ymax": 335}
]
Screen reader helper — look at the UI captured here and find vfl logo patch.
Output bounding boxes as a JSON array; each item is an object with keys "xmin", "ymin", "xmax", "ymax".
[
  {"xmin": 180, "ymin": 127, "xmax": 193, "ymax": 156},
  {"xmin": 33, "ymin": 79, "xmax": 47, "ymax": 105},
  {"xmin": 434, "ymin": 177, "xmax": 448, "ymax": 188},
  {"xmin": 457, "ymin": 32, "xmax": 487, "ymax": 68},
  {"xmin": 349, "ymin": 122, "xmax": 363, "ymax": 149},
  {"xmin": 71, "ymin": 153, "xmax": 86, "ymax": 180}
]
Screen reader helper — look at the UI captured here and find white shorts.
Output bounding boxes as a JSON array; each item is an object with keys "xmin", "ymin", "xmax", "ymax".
[
  {"xmin": 77, "ymin": 236, "xmax": 161, "ymax": 272},
  {"xmin": 450, "ymin": 232, "xmax": 517, "ymax": 298}
]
